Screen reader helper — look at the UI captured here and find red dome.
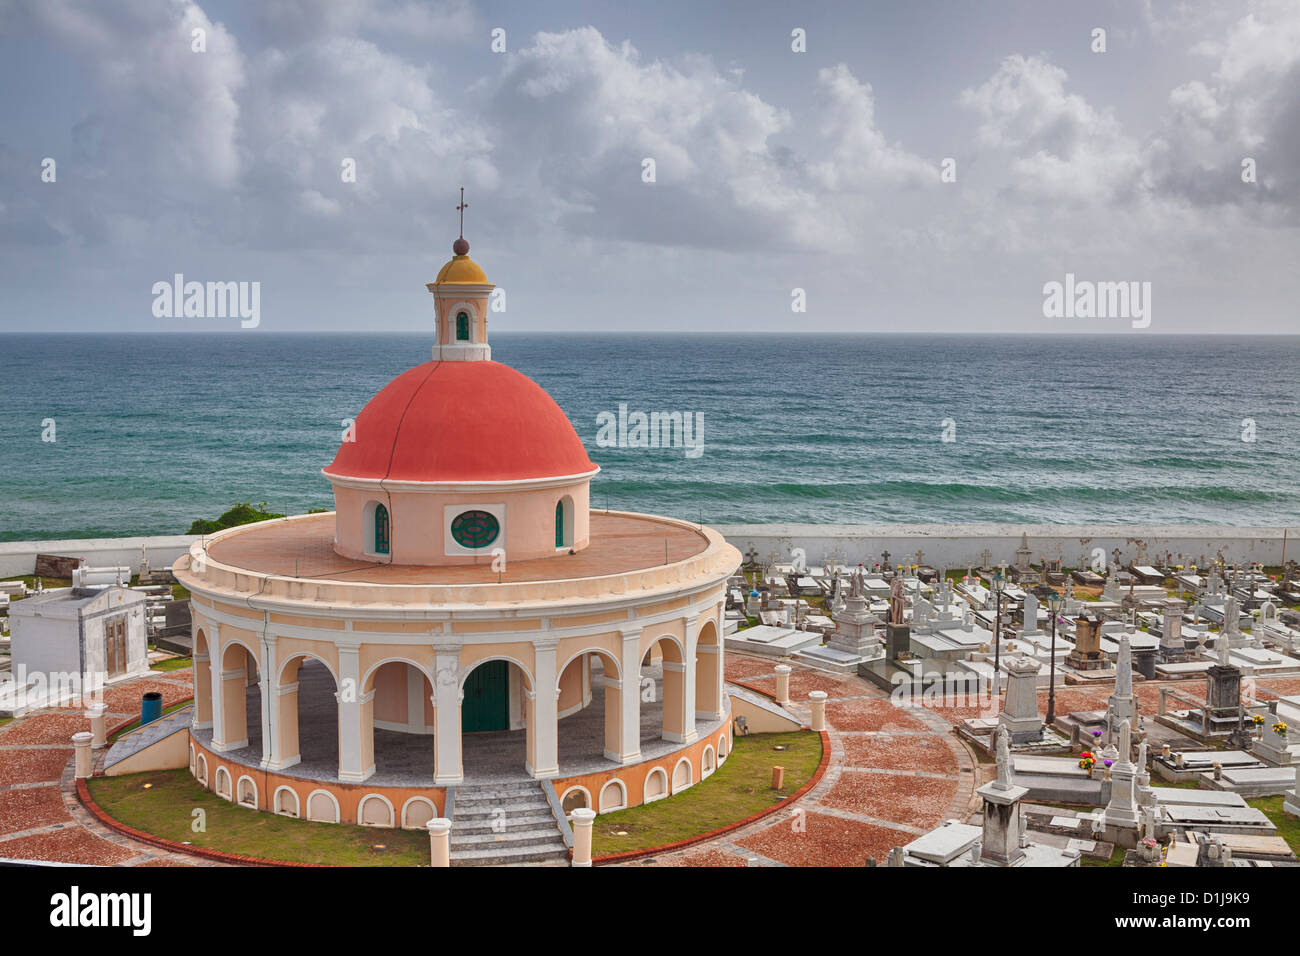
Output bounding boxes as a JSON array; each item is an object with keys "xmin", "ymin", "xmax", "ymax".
[{"xmin": 325, "ymin": 361, "xmax": 598, "ymax": 483}]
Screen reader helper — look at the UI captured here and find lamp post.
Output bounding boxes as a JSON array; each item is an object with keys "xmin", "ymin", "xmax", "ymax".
[
  {"xmin": 1046, "ymin": 589, "xmax": 1063, "ymax": 725},
  {"xmin": 991, "ymin": 571, "xmax": 1006, "ymax": 694}
]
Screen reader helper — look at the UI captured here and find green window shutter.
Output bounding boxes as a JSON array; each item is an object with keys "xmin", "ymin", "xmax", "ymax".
[
  {"xmin": 555, "ymin": 500, "xmax": 564, "ymax": 548},
  {"xmin": 456, "ymin": 311, "xmax": 470, "ymax": 341},
  {"xmin": 374, "ymin": 503, "xmax": 390, "ymax": 554}
]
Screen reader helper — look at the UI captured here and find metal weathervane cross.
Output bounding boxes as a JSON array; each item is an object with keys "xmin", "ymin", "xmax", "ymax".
[{"xmin": 456, "ymin": 187, "xmax": 468, "ymax": 238}]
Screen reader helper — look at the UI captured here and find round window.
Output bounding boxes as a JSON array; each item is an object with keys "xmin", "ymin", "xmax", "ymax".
[{"xmin": 450, "ymin": 510, "xmax": 499, "ymax": 549}]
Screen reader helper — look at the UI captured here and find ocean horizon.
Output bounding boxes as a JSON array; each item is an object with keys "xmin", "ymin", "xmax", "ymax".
[{"xmin": 2, "ymin": 332, "xmax": 1297, "ymax": 542}]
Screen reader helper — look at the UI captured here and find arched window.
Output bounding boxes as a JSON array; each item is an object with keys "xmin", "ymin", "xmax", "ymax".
[
  {"xmin": 374, "ymin": 503, "xmax": 390, "ymax": 555},
  {"xmin": 555, "ymin": 495, "xmax": 573, "ymax": 549},
  {"xmin": 455, "ymin": 311, "xmax": 470, "ymax": 341}
]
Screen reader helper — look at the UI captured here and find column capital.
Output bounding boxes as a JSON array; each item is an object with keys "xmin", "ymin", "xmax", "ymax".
[{"xmin": 619, "ymin": 624, "xmax": 644, "ymax": 641}]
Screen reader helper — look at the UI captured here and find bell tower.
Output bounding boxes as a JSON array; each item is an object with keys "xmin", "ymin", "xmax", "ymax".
[{"xmin": 427, "ymin": 188, "xmax": 494, "ymax": 362}]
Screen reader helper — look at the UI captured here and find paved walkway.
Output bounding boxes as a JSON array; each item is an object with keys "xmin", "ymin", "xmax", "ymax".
[
  {"xmin": 0, "ymin": 669, "xmax": 211, "ymax": 866},
  {"xmin": 6, "ymin": 656, "xmax": 1293, "ymax": 867},
  {"xmin": 633, "ymin": 654, "xmax": 982, "ymax": 867}
]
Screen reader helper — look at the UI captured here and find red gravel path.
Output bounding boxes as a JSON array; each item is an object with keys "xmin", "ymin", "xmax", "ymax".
[{"xmin": 0, "ymin": 670, "xmax": 201, "ymax": 867}]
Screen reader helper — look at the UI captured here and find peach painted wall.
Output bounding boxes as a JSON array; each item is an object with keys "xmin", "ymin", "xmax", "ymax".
[
  {"xmin": 552, "ymin": 700, "xmax": 734, "ymax": 814},
  {"xmin": 329, "ymin": 478, "xmax": 590, "ymax": 566},
  {"xmin": 190, "ymin": 732, "xmax": 446, "ymax": 826}
]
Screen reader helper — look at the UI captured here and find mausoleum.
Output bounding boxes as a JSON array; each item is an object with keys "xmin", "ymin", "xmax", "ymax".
[{"xmin": 173, "ymin": 231, "xmax": 741, "ymax": 841}]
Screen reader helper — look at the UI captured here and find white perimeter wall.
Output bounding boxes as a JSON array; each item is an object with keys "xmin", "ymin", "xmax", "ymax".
[
  {"xmin": 0, "ymin": 535, "xmax": 197, "ymax": 578},
  {"xmin": 1, "ymin": 526, "xmax": 1294, "ymax": 579},
  {"xmin": 715, "ymin": 524, "xmax": 1296, "ymax": 571}
]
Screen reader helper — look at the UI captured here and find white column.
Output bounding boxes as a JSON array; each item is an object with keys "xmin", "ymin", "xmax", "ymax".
[
  {"xmin": 680, "ymin": 615, "xmax": 699, "ymax": 744},
  {"xmin": 335, "ymin": 642, "xmax": 373, "ymax": 783},
  {"xmin": 433, "ymin": 646, "xmax": 463, "ymax": 785},
  {"xmin": 530, "ymin": 641, "xmax": 560, "ymax": 779},
  {"xmin": 87, "ymin": 703, "xmax": 107, "ymax": 749},
  {"xmin": 72, "ymin": 732, "xmax": 93, "ymax": 778},
  {"xmin": 571, "ymin": 808, "xmax": 596, "ymax": 867},
  {"xmin": 427, "ymin": 818, "xmax": 452, "ymax": 867},
  {"xmin": 617, "ymin": 626, "xmax": 643, "ymax": 762},
  {"xmin": 258, "ymin": 630, "xmax": 277, "ymax": 770},
  {"xmin": 207, "ymin": 622, "xmax": 224, "ymax": 743},
  {"xmin": 809, "ymin": 690, "xmax": 828, "ymax": 732},
  {"xmin": 774, "ymin": 664, "xmax": 792, "ymax": 705}
]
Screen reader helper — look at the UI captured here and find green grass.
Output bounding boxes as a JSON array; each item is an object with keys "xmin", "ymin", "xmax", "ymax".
[
  {"xmin": 1082, "ymin": 845, "xmax": 1126, "ymax": 867},
  {"xmin": 591, "ymin": 730, "xmax": 822, "ymax": 856},
  {"xmin": 88, "ymin": 769, "xmax": 426, "ymax": 865},
  {"xmin": 1249, "ymin": 795, "xmax": 1300, "ymax": 856},
  {"xmin": 108, "ymin": 700, "xmax": 194, "ymax": 742},
  {"xmin": 151, "ymin": 656, "xmax": 194, "ymax": 673},
  {"xmin": 3, "ymin": 575, "xmax": 73, "ymax": 601}
]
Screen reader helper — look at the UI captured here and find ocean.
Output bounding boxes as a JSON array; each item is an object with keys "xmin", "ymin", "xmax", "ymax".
[{"xmin": 0, "ymin": 333, "xmax": 1297, "ymax": 541}]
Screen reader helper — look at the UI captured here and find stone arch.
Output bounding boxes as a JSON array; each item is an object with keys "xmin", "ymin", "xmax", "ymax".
[
  {"xmin": 236, "ymin": 774, "xmax": 258, "ymax": 808},
  {"xmin": 642, "ymin": 634, "xmax": 689, "ymax": 745},
  {"xmin": 216, "ymin": 638, "xmax": 259, "ymax": 754},
  {"xmin": 214, "ymin": 766, "xmax": 232, "ymax": 800},
  {"xmin": 702, "ymin": 744, "xmax": 716, "ymax": 776},
  {"xmin": 272, "ymin": 652, "xmax": 341, "ymax": 776},
  {"xmin": 598, "ymin": 778, "xmax": 627, "ymax": 813},
  {"xmin": 644, "ymin": 766, "xmax": 668, "ymax": 803},
  {"xmin": 306, "ymin": 789, "xmax": 340, "ymax": 823},
  {"xmin": 401, "ymin": 797, "xmax": 436, "ymax": 830},
  {"xmin": 359, "ymin": 793, "xmax": 395, "ymax": 827},
  {"xmin": 364, "ymin": 658, "xmax": 435, "ymax": 765},
  {"xmin": 188, "ymin": 743, "xmax": 196, "ymax": 774},
  {"xmin": 273, "ymin": 786, "xmax": 300, "ymax": 818},
  {"xmin": 561, "ymin": 785, "xmax": 591, "ymax": 814},
  {"xmin": 717, "ymin": 733, "xmax": 728, "ymax": 762},
  {"xmin": 672, "ymin": 757, "xmax": 693, "ymax": 793},
  {"xmin": 196, "ymin": 753, "xmax": 208, "ymax": 785},
  {"xmin": 459, "ymin": 654, "xmax": 535, "ymax": 695}
]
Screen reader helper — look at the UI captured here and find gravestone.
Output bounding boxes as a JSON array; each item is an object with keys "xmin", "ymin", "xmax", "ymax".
[
  {"xmin": 998, "ymin": 655, "xmax": 1044, "ymax": 743},
  {"xmin": 976, "ymin": 728, "xmax": 1029, "ymax": 866},
  {"xmin": 1066, "ymin": 613, "xmax": 1110, "ymax": 671},
  {"xmin": 1158, "ymin": 599, "xmax": 1188, "ymax": 663}
]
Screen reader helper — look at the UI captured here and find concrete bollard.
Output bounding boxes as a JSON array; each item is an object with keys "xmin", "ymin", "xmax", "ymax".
[
  {"xmin": 72, "ymin": 732, "xmax": 94, "ymax": 779},
  {"xmin": 771, "ymin": 766, "xmax": 785, "ymax": 789},
  {"xmin": 426, "ymin": 818, "xmax": 452, "ymax": 867},
  {"xmin": 774, "ymin": 665, "xmax": 792, "ymax": 705},
  {"xmin": 571, "ymin": 807, "xmax": 597, "ymax": 868},
  {"xmin": 87, "ymin": 704, "xmax": 107, "ymax": 749},
  {"xmin": 809, "ymin": 690, "xmax": 828, "ymax": 732}
]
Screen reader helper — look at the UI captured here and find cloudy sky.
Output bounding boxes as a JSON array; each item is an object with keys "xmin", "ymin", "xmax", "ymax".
[{"xmin": 1, "ymin": 0, "xmax": 1297, "ymax": 333}]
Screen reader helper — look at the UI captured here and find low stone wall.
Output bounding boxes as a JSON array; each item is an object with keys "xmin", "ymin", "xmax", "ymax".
[
  {"xmin": 716, "ymin": 523, "xmax": 1293, "ymax": 570},
  {"xmin": 0, "ymin": 535, "xmax": 197, "ymax": 577}
]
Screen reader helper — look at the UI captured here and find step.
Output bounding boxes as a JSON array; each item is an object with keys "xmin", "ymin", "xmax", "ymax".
[
  {"xmin": 454, "ymin": 797, "xmax": 551, "ymax": 814},
  {"xmin": 451, "ymin": 829, "xmax": 567, "ymax": 850},
  {"xmin": 454, "ymin": 804, "xmax": 552, "ymax": 821},
  {"xmin": 453, "ymin": 813, "xmax": 558, "ymax": 835},
  {"xmin": 453, "ymin": 787, "xmax": 548, "ymax": 802},
  {"xmin": 451, "ymin": 843, "xmax": 571, "ymax": 866},
  {"xmin": 452, "ymin": 782, "xmax": 543, "ymax": 798}
]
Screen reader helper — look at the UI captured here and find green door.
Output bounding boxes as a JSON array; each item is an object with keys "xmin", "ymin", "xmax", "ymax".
[{"xmin": 462, "ymin": 660, "xmax": 509, "ymax": 732}]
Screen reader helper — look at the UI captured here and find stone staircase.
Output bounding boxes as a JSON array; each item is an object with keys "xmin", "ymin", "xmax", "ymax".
[
  {"xmin": 102, "ymin": 705, "xmax": 193, "ymax": 772},
  {"xmin": 449, "ymin": 781, "xmax": 570, "ymax": 866}
]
